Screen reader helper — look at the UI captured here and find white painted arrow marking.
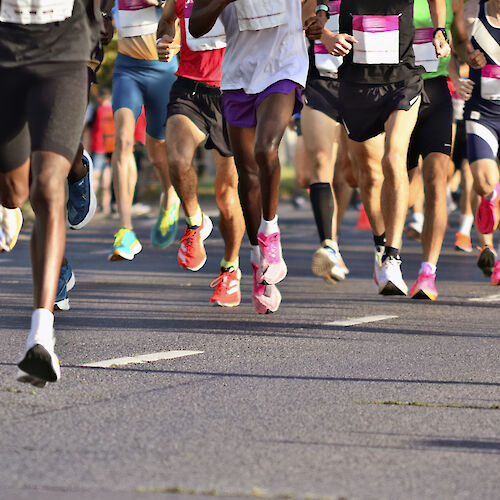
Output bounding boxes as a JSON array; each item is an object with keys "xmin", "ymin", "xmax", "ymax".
[
  {"xmin": 325, "ymin": 315, "xmax": 398, "ymax": 327},
  {"xmin": 83, "ymin": 350, "xmax": 203, "ymax": 368},
  {"xmin": 468, "ymin": 293, "xmax": 500, "ymax": 303}
]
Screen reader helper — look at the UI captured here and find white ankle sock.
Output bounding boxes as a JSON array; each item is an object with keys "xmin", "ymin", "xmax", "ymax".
[
  {"xmin": 485, "ymin": 188, "xmax": 497, "ymax": 201},
  {"xmin": 250, "ymin": 245, "xmax": 260, "ymax": 265},
  {"xmin": 186, "ymin": 206, "xmax": 203, "ymax": 227},
  {"xmin": 28, "ymin": 309, "xmax": 54, "ymax": 348},
  {"xmin": 419, "ymin": 261, "xmax": 436, "ymax": 275},
  {"xmin": 258, "ymin": 215, "xmax": 278, "ymax": 235},
  {"xmin": 458, "ymin": 214, "xmax": 474, "ymax": 235}
]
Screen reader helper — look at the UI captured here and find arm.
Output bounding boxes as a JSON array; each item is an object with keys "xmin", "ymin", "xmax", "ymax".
[
  {"xmin": 463, "ymin": 0, "xmax": 487, "ymax": 69},
  {"xmin": 189, "ymin": 0, "xmax": 233, "ymax": 39},
  {"xmin": 156, "ymin": 0, "xmax": 180, "ymax": 62},
  {"xmin": 303, "ymin": 0, "xmax": 328, "ymax": 40},
  {"xmin": 427, "ymin": 0, "xmax": 451, "ymax": 57},
  {"xmin": 448, "ymin": 52, "xmax": 474, "ymax": 100},
  {"xmin": 451, "ymin": 0, "xmax": 468, "ymax": 62}
]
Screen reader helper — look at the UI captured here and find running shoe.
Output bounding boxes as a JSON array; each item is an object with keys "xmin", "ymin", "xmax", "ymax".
[
  {"xmin": 406, "ymin": 221, "xmax": 422, "ymax": 242},
  {"xmin": 491, "ymin": 260, "xmax": 500, "ymax": 286},
  {"xmin": 209, "ymin": 267, "xmax": 241, "ymax": 307},
  {"xmin": 454, "ymin": 232, "xmax": 473, "ymax": 253},
  {"xmin": 251, "ymin": 262, "xmax": 281, "ymax": 314},
  {"xmin": 475, "ymin": 184, "xmax": 500, "ymax": 234},
  {"xmin": 177, "ymin": 214, "xmax": 213, "ymax": 271},
  {"xmin": 17, "ymin": 329, "xmax": 60, "ymax": 386},
  {"xmin": 410, "ymin": 264, "xmax": 438, "ymax": 300},
  {"xmin": 67, "ymin": 150, "xmax": 97, "ymax": 230},
  {"xmin": 378, "ymin": 256, "xmax": 408, "ymax": 296},
  {"xmin": 311, "ymin": 245, "xmax": 346, "ymax": 283},
  {"xmin": 257, "ymin": 230, "xmax": 287, "ymax": 285},
  {"xmin": 0, "ymin": 206, "xmax": 23, "ymax": 252},
  {"xmin": 109, "ymin": 228, "xmax": 142, "ymax": 261},
  {"xmin": 373, "ymin": 245, "xmax": 385, "ymax": 286},
  {"xmin": 477, "ymin": 245, "xmax": 497, "ymax": 277},
  {"xmin": 152, "ymin": 195, "xmax": 180, "ymax": 249},
  {"xmin": 54, "ymin": 261, "xmax": 76, "ymax": 311}
]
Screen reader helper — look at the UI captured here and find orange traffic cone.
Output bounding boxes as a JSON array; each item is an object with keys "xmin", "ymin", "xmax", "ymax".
[{"xmin": 355, "ymin": 204, "xmax": 371, "ymax": 230}]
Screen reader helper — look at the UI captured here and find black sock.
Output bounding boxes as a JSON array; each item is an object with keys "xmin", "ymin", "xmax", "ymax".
[
  {"xmin": 309, "ymin": 183, "xmax": 334, "ymax": 242},
  {"xmin": 373, "ymin": 232, "xmax": 386, "ymax": 248},
  {"xmin": 382, "ymin": 246, "xmax": 400, "ymax": 262}
]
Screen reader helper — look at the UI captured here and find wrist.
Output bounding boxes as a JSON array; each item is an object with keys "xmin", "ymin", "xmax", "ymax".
[
  {"xmin": 315, "ymin": 4, "xmax": 330, "ymax": 19},
  {"xmin": 433, "ymin": 28, "xmax": 449, "ymax": 43}
]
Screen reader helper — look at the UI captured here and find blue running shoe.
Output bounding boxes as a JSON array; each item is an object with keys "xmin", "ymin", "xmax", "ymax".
[
  {"xmin": 55, "ymin": 261, "xmax": 76, "ymax": 311},
  {"xmin": 151, "ymin": 195, "xmax": 180, "ymax": 249},
  {"xmin": 109, "ymin": 228, "xmax": 142, "ymax": 261},
  {"xmin": 67, "ymin": 150, "xmax": 97, "ymax": 230}
]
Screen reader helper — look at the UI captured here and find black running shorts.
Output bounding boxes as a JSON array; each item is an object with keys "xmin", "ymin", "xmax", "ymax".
[
  {"xmin": 0, "ymin": 62, "xmax": 88, "ymax": 172},
  {"xmin": 303, "ymin": 76, "xmax": 341, "ymax": 123},
  {"xmin": 339, "ymin": 74, "xmax": 425, "ymax": 142},
  {"xmin": 167, "ymin": 77, "xmax": 232, "ymax": 158},
  {"xmin": 407, "ymin": 76, "xmax": 453, "ymax": 170}
]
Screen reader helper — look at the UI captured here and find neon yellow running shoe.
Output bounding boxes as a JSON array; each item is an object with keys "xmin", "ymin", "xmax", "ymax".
[
  {"xmin": 151, "ymin": 195, "xmax": 180, "ymax": 249},
  {"xmin": 0, "ymin": 206, "xmax": 23, "ymax": 252},
  {"xmin": 109, "ymin": 228, "xmax": 142, "ymax": 261}
]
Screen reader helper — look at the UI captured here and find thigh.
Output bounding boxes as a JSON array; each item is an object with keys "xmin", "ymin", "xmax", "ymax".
[
  {"xmin": 348, "ymin": 133, "xmax": 385, "ymax": 174},
  {"xmin": 385, "ymin": 97, "xmax": 421, "ymax": 157},
  {"xmin": 226, "ymin": 125, "xmax": 258, "ymax": 177},
  {"xmin": 466, "ymin": 119, "xmax": 499, "ymax": 163},
  {"xmin": 213, "ymin": 150, "xmax": 238, "ymax": 189},
  {"xmin": 143, "ymin": 65, "xmax": 178, "ymax": 140},
  {"xmin": 112, "ymin": 70, "xmax": 143, "ymax": 120},
  {"xmin": 28, "ymin": 63, "xmax": 87, "ymax": 162},
  {"xmin": 165, "ymin": 114, "xmax": 206, "ymax": 162}
]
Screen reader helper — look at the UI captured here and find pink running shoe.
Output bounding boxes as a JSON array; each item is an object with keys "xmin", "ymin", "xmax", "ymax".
[
  {"xmin": 410, "ymin": 265, "xmax": 438, "ymax": 301},
  {"xmin": 251, "ymin": 262, "xmax": 281, "ymax": 314},
  {"xmin": 257, "ymin": 230, "xmax": 287, "ymax": 285},
  {"xmin": 475, "ymin": 183, "xmax": 500, "ymax": 234},
  {"xmin": 491, "ymin": 261, "xmax": 500, "ymax": 286}
]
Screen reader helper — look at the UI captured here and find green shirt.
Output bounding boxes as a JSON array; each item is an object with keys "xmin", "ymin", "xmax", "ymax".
[{"xmin": 413, "ymin": 0, "xmax": 453, "ymax": 79}]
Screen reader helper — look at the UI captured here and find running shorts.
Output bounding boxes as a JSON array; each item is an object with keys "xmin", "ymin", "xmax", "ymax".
[
  {"xmin": 407, "ymin": 76, "xmax": 453, "ymax": 170},
  {"xmin": 465, "ymin": 113, "xmax": 500, "ymax": 163},
  {"xmin": 339, "ymin": 74, "xmax": 425, "ymax": 142},
  {"xmin": 167, "ymin": 77, "xmax": 232, "ymax": 158},
  {"xmin": 0, "ymin": 62, "xmax": 88, "ymax": 172},
  {"xmin": 112, "ymin": 52, "xmax": 178, "ymax": 140},
  {"xmin": 303, "ymin": 76, "xmax": 341, "ymax": 123}
]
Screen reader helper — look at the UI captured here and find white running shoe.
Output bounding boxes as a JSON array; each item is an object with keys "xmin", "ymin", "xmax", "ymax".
[
  {"xmin": 17, "ymin": 328, "xmax": 61, "ymax": 386},
  {"xmin": 378, "ymin": 256, "xmax": 408, "ymax": 296},
  {"xmin": 373, "ymin": 245, "xmax": 384, "ymax": 286},
  {"xmin": 311, "ymin": 246, "xmax": 346, "ymax": 283},
  {"xmin": 0, "ymin": 206, "xmax": 23, "ymax": 252}
]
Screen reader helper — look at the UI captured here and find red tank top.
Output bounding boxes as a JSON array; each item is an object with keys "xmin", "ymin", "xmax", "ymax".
[{"xmin": 176, "ymin": 0, "xmax": 225, "ymax": 87}]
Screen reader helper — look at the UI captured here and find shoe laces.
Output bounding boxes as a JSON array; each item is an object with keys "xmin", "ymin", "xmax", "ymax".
[
  {"xmin": 180, "ymin": 225, "xmax": 200, "ymax": 249},
  {"xmin": 210, "ymin": 268, "xmax": 235, "ymax": 290},
  {"xmin": 258, "ymin": 233, "xmax": 281, "ymax": 263}
]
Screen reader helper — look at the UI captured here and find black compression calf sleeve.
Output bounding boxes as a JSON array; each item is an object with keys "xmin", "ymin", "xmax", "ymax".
[{"xmin": 310, "ymin": 182, "xmax": 334, "ymax": 242}]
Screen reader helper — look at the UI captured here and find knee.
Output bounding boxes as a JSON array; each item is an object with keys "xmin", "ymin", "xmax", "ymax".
[
  {"xmin": 167, "ymin": 154, "xmax": 191, "ymax": 179},
  {"xmin": 381, "ymin": 151, "xmax": 405, "ymax": 181},
  {"xmin": 359, "ymin": 164, "xmax": 383, "ymax": 190},
  {"xmin": 254, "ymin": 142, "xmax": 279, "ymax": 171},
  {"xmin": 0, "ymin": 182, "xmax": 29, "ymax": 209},
  {"xmin": 114, "ymin": 131, "xmax": 134, "ymax": 158},
  {"xmin": 216, "ymin": 183, "xmax": 239, "ymax": 216},
  {"xmin": 30, "ymin": 171, "xmax": 65, "ymax": 210}
]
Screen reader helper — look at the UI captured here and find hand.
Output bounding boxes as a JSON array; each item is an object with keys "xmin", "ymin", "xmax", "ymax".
[
  {"xmin": 329, "ymin": 33, "xmax": 357, "ymax": 57},
  {"xmin": 100, "ymin": 14, "xmax": 114, "ymax": 45},
  {"xmin": 304, "ymin": 14, "xmax": 326, "ymax": 40},
  {"xmin": 156, "ymin": 35, "xmax": 180, "ymax": 62},
  {"xmin": 454, "ymin": 78, "xmax": 474, "ymax": 101},
  {"xmin": 144, "ymin": 0, "xmax": 159, "ymax": 5},
  {"xmin": 467, "ymin": 43, "xmax": 487, "ymax": 69},
  {"xmin": 433, "ymin": 32, "xmax": 451, "ymax": 59}
]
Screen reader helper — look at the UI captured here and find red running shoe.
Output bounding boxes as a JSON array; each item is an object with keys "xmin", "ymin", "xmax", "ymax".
[
  {"xmin": 177, "ymin": 214, "xmax": 213, "ymax": 271},
  {"xmin": 209, "ymin": 268, "xmax": 241, "ymax": 307}
]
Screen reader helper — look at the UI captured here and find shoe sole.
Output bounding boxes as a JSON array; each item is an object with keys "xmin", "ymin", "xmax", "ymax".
[
  {"xmin": 455, "ymin": 245, "xmax": 472, "ymax": 253},
  {"xmin": 68, "ymin": 151, "xmax": 97, "ymax": 230},
  {"xmin": 260, "ymin": 263, "xmax": 287, "ymax": 285},
  {"xmin": 311, "ymin": 250, "xmax": 345, "ymax": 283},
  {"xmin": 54, "ymin": 298, "xmax": 70, "ymax": 311},
  {"xmin": 379, "ymin": 281, "xmax": 407, "ymax": 296},
  {"xmin": 18, "ymin": 345, "xmax": 60, "ymax": 383},
  {"xmin": 477, "ymin": 250, "xmax": 495, "ymax": 277},
  {"xmin": 253, "ymin": 286, "xmax": 281, "ymax": 314},
  {"xmin": 411, "ymin": 289, "xmax": 437, "ymax": 300},
  {"xmin": 211, "ymin": 300, "xmax": 241, "ymax": 307},
  {"xmin": 109, "ymin": 242, "xmax": 142, "ymax": 262}
]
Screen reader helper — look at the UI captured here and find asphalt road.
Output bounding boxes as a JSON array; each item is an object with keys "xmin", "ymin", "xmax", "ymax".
[{"xmin": 1, "ymin": 202, "xmax": 499, "ymax": 500}]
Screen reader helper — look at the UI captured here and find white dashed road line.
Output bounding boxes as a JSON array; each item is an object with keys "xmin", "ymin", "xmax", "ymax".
[
  {"xmin": 82, "ymin": 350, "xmax": 204, "ymax": 368},
  {"xmin": 468, "ymin": 293, "xmax": 500, "ymax": 303},
  {"xmin": 325, "ymin": 315, "xmax": 398, "ymax": 327}
]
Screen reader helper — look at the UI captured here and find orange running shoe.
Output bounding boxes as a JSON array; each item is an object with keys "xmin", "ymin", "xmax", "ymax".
[
  {"xmin": 177, "ymin": 214, "xmax": 213, "ymax": 271},
  {"xmin": 209, "ymin": 267, "xmax": 241, "ymax": 307},
  {"xmin": 454, "ymin": 232, "xmax": 472, "ymax": 252}
]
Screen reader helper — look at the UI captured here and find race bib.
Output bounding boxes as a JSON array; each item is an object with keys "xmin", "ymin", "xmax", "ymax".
[
  {"xmin": 413, "ymin": 28, "xmax": 439, "ymax": 73},
  {"xmin": 184, "ymin": 1, "xmax": 226, "ymax": 52},
  {"xmin": 0, "ymin": 0, "xmax": 74, "ymax": 24},
  {"xmin": 314, "ymin": 1, "xmax": 342, "ymax": 78},
  {"xmin": 352, "ymin": 15, "xmax": 399, "ymax": 65},
  {"xmin": 117, "ymin": 0, "xmax": 158, "ymax": 38},
  {"xmin": 481, "ymin": 65, "xmax": 500, "ymax": 100},
  {"xmin": 235, "ymin": 0, "xmax": 286, "ymax": 32}
]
